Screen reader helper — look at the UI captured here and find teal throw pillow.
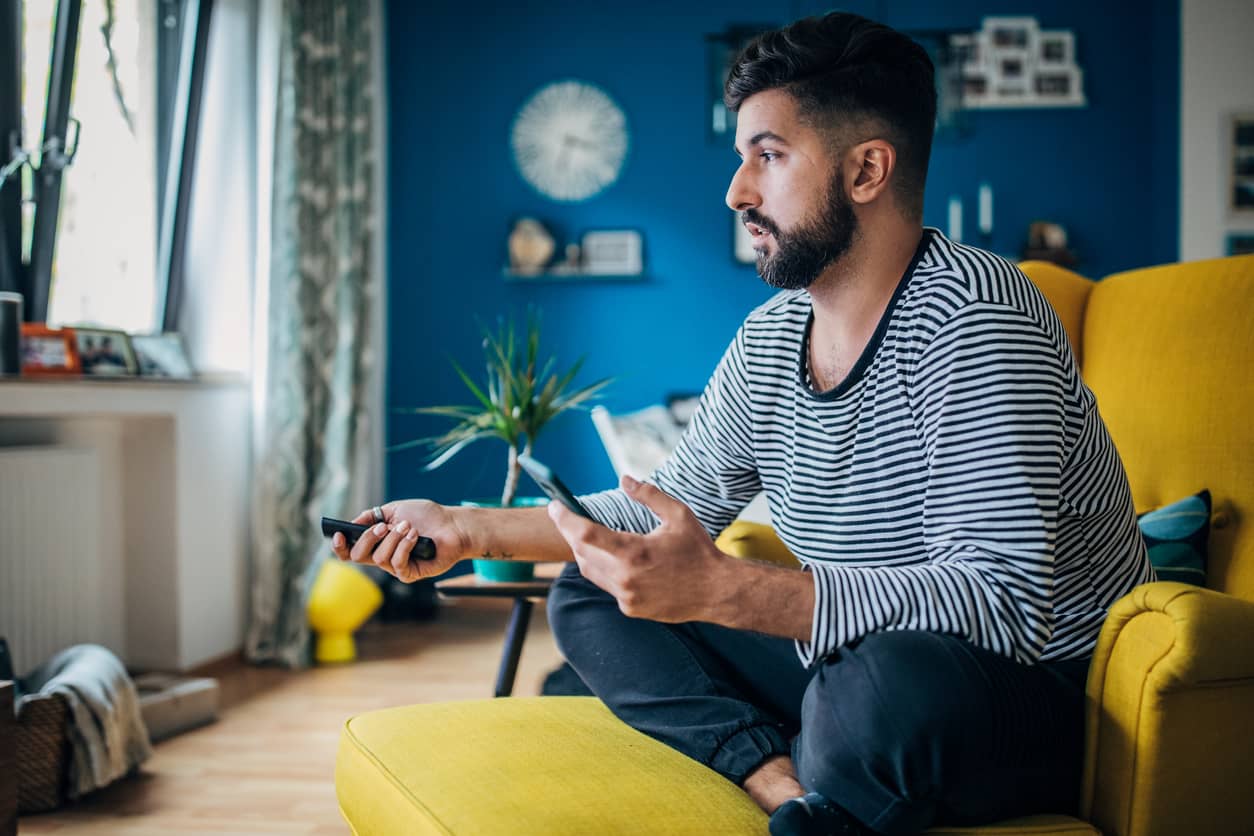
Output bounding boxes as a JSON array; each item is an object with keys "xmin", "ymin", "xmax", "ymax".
[{"xmin": 1137, "ymin": 489, "xmax": 1211, "ymax": 586}]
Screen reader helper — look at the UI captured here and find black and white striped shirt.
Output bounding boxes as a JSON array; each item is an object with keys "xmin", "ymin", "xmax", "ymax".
[{"xmin": 581, "ymin": 229, "xmax": 1153, "ymax": 667}]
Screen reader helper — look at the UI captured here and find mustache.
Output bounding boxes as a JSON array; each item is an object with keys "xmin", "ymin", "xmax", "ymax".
[{"xmin": 741, "ymin": 209, "xmax": 780, "ymax": 238}]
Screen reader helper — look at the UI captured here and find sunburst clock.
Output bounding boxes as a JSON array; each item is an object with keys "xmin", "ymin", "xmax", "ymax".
[{"xmin": 511, "ymin": 80, "xmax": 629, "ymax": 202}]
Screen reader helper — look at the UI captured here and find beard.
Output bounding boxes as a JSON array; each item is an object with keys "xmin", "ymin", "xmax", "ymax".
[{"xmin": 743, "ymin": 174, "xmax": 858, "ymax": 291}]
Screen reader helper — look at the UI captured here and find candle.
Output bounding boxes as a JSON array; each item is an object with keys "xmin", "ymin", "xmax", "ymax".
[
  {"xmin": 978, "ymin": 183, "xmax": 994, "ymax": 236},
  {"xmin": 948, "ymin": 196, "xmax": 963, "ymax": 243}
]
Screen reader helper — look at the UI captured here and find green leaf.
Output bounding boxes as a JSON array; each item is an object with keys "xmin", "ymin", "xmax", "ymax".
[
  {"xmin": 452, "ymin": 361, "xmax": 493, "ymax": 410},
  {"xmin": 423, "ymin": 434, "xmax": 493, "ymax": 470},
  {"xmin": 411, "ymin": 405, "xmax": 484, "ymax": 419},
  {"xmin": 394, "ymin": 309, "xmax": 613, "ymax": 484}
]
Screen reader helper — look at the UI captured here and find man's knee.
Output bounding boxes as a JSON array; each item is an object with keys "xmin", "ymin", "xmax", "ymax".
[
  {"xmin": 804, "ymin": 630, "xmax": 970, "ymax": 741},
  {"xmin": 794, "ymin": 631, "xmax": 974, "ymax": 823}
]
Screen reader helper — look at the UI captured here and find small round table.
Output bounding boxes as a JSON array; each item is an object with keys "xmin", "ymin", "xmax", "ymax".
[{"xmin": 434, "ymin": 563, "xmax": 565, "ymax": 697}]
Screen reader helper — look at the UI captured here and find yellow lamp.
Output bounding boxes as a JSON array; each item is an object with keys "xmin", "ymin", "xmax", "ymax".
[{"xmin": 307, "ymin": 560, "xmax": 383, "ymax": 663}]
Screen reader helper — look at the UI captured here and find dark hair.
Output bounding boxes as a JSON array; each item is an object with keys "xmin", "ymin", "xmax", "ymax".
[{"xmin": 725, "ymin": 13, "xmax": 936, "ymax": 218}]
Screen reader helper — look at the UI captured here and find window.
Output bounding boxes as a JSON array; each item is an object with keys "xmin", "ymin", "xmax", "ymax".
[{"xmin": 1, "ymin": 0, "xmax": 209, "ymax": 332}]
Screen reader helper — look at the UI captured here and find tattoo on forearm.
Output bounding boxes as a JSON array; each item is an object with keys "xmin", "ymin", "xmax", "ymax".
[{"xmin": 477, "ymin": 551, "xmax": 514, "ymax": 561}]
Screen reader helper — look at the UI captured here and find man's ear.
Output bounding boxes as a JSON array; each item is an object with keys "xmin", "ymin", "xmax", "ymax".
[{"xmin": 846, "ymin": 139, "xmax": 896, "ymax": 206}]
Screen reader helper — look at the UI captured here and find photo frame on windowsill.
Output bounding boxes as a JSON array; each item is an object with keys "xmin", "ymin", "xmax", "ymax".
[
  {"xmin": 19, "ymin": 324, "xmax": 81, "ymax": 376},
  {"xmin": 74, "ymin": 327, "xmax": 138, "ymax": 377},
  {"xmin": 131, "ymin": 332, "xmax": 195, "ymax": 379}
]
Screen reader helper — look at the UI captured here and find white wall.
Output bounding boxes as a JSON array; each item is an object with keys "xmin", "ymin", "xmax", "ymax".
[{"xmin": 1180, "ymin": 0, "xmax": 1254, "ymax": 260}]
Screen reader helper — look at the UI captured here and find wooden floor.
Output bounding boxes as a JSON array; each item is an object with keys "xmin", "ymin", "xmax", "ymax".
[{"xmin": 20, "ymin": 594, "xmax": 565, "ymax": 835}]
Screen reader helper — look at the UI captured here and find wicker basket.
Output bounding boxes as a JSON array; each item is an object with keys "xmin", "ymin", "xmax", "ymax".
[{"xmin": 15, "ymin": 692, "xmax": 69, "ymax": 814}]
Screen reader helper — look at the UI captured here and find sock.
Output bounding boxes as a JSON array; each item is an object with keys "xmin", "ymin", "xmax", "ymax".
[{"xmin": 768, "ymin": 792, "xmax": 870, "ymax": 836}]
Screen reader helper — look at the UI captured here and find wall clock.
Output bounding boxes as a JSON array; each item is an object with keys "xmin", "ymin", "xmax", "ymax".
[{"xmin": 511, "ymin": 80, "xmax": 629, "ymax": 202}]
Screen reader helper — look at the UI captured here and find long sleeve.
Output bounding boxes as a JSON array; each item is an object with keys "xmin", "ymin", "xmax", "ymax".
[
  {"xmin": 580, "ymin": 327, "xmax": 763, "ymax": 538},
  {"xmin": 799, "ymin": 302, "xmax": 1068, "ymax": 666}
]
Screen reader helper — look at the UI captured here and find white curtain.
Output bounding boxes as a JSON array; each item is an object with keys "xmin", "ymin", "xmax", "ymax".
[{"xmin": 245, "ymin": 0, "xmax": 387, "ymax": 667}]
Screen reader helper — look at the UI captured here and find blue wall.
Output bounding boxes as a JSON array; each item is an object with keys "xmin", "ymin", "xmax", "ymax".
[{"xmin": 385, "ymin": 0, "xmax": 1179, "ymax": 504}]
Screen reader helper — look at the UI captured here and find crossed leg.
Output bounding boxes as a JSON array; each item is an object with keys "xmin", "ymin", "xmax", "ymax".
[{"xmin": 548, "ymin": 563, "xmax": 1088, "ymax": 835}]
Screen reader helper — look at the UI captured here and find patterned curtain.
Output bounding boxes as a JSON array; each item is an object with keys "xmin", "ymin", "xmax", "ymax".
[{"xmin": 246, "ymin": 0, "xmax": 378, "ymax": 666}]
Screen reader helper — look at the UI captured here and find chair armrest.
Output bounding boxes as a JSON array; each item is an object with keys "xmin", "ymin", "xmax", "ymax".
[{"xmin": 1082, "ymin": 582, "xmax": 1254, "ymax": 836}]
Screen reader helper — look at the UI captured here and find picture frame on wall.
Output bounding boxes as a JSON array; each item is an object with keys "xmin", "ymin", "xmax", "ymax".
[
  {"xmin": 74, "ymin": 327, "xmax": 138, "ymax": 377},
  {"xmin": 131, "ymin": 332, "xmax": 195, "ymax": 379},
  {"xmin": 960, "ymin": 17, "xmax": 1085, "ymax": 109},
  {"xmin": 1230, "ymin": 113, "xmax": 1254, "ymax": 217},
  {"xmin": 1227, "ymin": 232, "xmax": 1254, "ymax": 256},
  {"xmin": 961, "ymin": 73, "xmax": 990, "ymax": 106},
  {"xmin": 581, "ymin": 229, "xmax": 644, "ymax": 276},
  {"xmin": 995, "ymin": 55, "xmax": 1030, "ymax": 97},
  {"xmin": 1035, "ymin": 71, "xmax": 1076, "ymax": 98},
  {"xmin": 1038, "ymin": 31, "xmax": 1074, "ymax": 66},
  {"xmin": 985, "ymin": 16, "xmax": 1036, "ymax": 51},
  {"xmin": 948, "ymin": 33, "xmax": 981, "ymax": 69},
  {"xmin": 19, "ymin": 324, "xmax": 81, "ymax": 376}
]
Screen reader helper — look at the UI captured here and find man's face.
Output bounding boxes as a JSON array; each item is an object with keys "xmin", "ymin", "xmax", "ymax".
[{"xmin": 725, "ymin": 90, "xmax": 858, "ymax": 290}]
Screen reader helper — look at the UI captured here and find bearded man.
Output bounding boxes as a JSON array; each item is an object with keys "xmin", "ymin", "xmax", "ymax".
[{"xmin": 333, "ymin": 12, "xmax": 1154, "ymax": 835}]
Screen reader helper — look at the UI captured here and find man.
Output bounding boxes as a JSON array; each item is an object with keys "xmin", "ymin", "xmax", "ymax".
[{"xmin": 332, "ymin": 12, "xmax": 1153, "ymax": 835}]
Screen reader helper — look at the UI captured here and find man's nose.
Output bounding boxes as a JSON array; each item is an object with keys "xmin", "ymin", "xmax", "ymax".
[{"xmin": 725, "ymin": 164, "xmax": 759, "ymax": 212}]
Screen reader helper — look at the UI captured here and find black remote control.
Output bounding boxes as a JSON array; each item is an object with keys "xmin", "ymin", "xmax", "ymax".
[{"xmin": 321, "ymin": 516, "xmax": 436, "ymax": 561}]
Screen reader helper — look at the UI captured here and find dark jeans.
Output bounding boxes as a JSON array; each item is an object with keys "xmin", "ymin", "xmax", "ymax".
[{"xmin": 547, "ymin": 563, "xmax": 1089, "ymax": 836}]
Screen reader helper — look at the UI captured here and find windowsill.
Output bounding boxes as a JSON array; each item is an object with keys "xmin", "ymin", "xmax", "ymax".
[
  {"xmin": 0, "ymin": 372, "xmax": 247, "ymax": 389},
  {"xmin": 0, "ymin": 372, "xmax": 250, "ymax": 422}
]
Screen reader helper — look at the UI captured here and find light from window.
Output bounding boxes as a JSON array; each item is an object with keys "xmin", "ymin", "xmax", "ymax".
[{"xmin": 23, "ymin": 0, "xmax": 159, "ymax": 333}]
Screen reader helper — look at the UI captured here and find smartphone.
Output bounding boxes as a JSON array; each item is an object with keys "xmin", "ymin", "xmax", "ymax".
[
  {"xmin": 320, "ymin": 516, "xmax": 436, "ymax": 561},
  {"xmin": 517, "ymin": 454, "xmax": 594, "ymax": 519}
]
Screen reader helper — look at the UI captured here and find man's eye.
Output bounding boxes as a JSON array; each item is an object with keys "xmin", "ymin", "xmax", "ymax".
[{"xmin": 760, "ymin": 151, "xmax": 780, "ymax": 163}]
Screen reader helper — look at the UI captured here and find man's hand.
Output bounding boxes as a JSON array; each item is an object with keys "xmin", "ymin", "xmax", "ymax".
[
  {"xmin": 546, "ymin": 474, "xmax": 732, "ymax": 623},
  {"xmin": 329, "ymin": 500, "xmax": 470, "ymax": 583}
]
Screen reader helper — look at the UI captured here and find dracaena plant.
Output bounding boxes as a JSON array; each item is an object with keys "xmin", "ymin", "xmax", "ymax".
[{"xmin": 393, "ymin": 311, "xmax": 612, "ymax": 507}]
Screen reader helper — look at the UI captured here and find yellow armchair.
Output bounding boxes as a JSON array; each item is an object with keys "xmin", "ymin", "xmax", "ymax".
[
  {"xmin": 336, "ymin": 255, "xmax": 1254, "ymax": 835},
  {"xmin": 1082, "ymin": 583, "xmax": 1254, "ymax": 836}
]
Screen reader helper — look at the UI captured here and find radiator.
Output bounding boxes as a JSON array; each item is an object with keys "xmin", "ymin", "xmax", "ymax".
[{"xmin": 0, "ymin": 446, "xmax": 103, "ymax": 675}]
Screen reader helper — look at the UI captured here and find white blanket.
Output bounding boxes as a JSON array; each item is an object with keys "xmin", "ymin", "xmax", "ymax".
[{"xmin": 19, "ymin": 644, "xmax": 153, "ymax": 798}]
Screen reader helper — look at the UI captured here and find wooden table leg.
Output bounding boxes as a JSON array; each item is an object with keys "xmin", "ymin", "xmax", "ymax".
[{"xmin": 493, "ymin": 599, "xmax": 534, "ymax": 698}]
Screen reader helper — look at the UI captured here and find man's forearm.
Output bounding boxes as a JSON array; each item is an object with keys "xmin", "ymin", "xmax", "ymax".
[
  {"xmin": 705, "ymin": 556, "xmax": 815, "ymax": 642},
  {"xmin": 451, "ymin": 505, "xmax": 574, "ymax": 562}
]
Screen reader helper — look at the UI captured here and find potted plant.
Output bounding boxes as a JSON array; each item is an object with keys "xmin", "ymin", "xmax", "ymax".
[{"xmin": 395, "ymin": 310, "xmax": 612, "ymax": 581}]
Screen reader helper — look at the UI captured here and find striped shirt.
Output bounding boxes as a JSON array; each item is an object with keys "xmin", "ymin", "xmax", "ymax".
[{"xmin": 581, "ymin": 229, "xmax": 1153, "ymax": 667}]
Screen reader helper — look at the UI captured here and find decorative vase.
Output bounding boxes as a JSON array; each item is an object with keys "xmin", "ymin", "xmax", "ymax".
[
  {"xmin": 460, "ymin": 496, "xmax": 549, "ymax": 582},
  {"xmin": 306, "ymin": 560, "xmax": 384, "ymax": 664},
  {"xmin": 507, "ymin": 217, "xmax": 556, "ymax": 275}
]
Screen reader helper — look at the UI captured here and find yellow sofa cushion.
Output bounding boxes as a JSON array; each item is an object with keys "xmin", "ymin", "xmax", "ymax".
[
  {"xmin": 715, "ymin": 519, "xmax": 800, "ymax": 568},
  {"xmin": 336, "ymin": 697, "xmax": 769, "ymax": 834},
  {"xmin": 1078, "ymin": 255, "xmax": 1254, "ymax": 597},
  {"xmin": 337, "ymin": 696, "xmax": 1097, "ymax": 835}
]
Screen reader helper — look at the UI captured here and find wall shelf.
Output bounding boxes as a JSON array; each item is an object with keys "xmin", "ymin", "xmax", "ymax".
[{"xmin": 502, "ymin": 269, "xmax": 647, "ymax": 283}]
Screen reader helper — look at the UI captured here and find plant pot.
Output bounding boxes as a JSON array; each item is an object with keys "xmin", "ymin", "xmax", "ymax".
[{"xmin": 460, "ymin": 496, "xmax": 549, "ymax": 582}]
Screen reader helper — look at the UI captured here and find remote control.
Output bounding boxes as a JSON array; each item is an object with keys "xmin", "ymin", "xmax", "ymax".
[{"xmin": 321, "ymin": 516, "xmax": 436, "ymax": 561}]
